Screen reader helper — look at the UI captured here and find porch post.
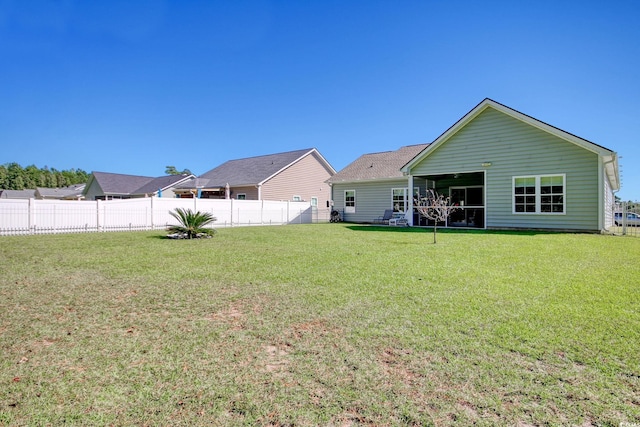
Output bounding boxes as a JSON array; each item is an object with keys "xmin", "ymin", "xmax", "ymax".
[{"xmin": 407, "ymin": 174, "xmax": 414, "ymax": 226}]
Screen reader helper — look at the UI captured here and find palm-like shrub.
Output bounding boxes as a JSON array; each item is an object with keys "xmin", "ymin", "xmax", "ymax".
[{"xmin": 167, "ymin": 208, "xmax": 217, "ymax": 239}]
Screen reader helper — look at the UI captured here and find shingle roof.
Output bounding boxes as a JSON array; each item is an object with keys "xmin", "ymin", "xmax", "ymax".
[
  {"xmin": 173, "ymin": 177, "xmax": 213, "ymax": 190},
  {"xmin": 135, "ymin": 175, "xmax": 193, "ymax": 194},
  {"xmin": 90, "ymin": 172, "xmax": 193, "ymax": 196},
  {"xmin": 91, "ymin": 172, "xmax": 154, "ymax": 195},
  {"xmin": 196, "ymin": 148, "xmax": 317, "ymax": 188},
  {"xmin": 36, "ymin": 184, "xmax": 85, "ymax": 199},
  {"xmin": 327, "ymin": 144, "xmax": 429, "ymax": 183},
  {"xmin": 0, "ymin": 189, "xmax": 36, "ymax": 199}
]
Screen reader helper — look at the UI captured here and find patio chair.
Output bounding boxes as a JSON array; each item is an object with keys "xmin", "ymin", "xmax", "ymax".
[
  {"xmin": 389, "ymin": 212, "xmax": 409, "ymax": 226},
  {"xmin": 373, "ymin": 209, "xmax": 394, "ymax": 224}
]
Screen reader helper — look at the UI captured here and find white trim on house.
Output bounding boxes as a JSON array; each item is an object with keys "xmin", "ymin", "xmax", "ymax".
[
  {"xmin": 344, "ymin": 189, "xmax": 356, "ymax": 213},
  {"xmin": 512, "ymin": 174, "xmax": 566, "ymax": 215},
  {"xmin": 391, "ymin": 188, "xmax": 407, "ymax": 213},
  {"xmin": 329, "ymin": 176, "xmax": 413, "ymax": 185}
]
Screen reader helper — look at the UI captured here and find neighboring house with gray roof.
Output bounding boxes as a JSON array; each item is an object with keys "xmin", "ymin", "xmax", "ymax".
[
  {"xmin": 329, "ymin": 98, "xmax": 619, "ymax": 232},
  {"xmin": 327, "ymin": 144, "xmax": 429, "ymax": 223},
  {"xmin": 0, "ymin": 189, "xmax": 37, "ymax": 199},
  {"xmin": 174, "ymin": 148, "xmax": 336, "ymax": 209},
  {"xmin": 36, "ymin": 184, "xmax": 86, "ymax": 200},
  {"xmin": 0, "ymin": 184, "xmax": 85, "ymax": 200},
  {"xmin": 83, "ymin": 172, "xmax": 195, "ymax": 200}
]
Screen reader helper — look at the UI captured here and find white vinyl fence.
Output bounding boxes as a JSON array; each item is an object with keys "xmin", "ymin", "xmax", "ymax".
[
  {"xmin": 611, "ymin": 201, "xmax": 640, "ymax": 237},
  {"xmin": 0, "ymin": 198, "xmax": 329, "ymax": 236}
]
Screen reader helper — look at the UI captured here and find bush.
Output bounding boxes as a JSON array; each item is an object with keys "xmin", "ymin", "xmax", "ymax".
[{"xmin": 166, "ymin": 208, "xmax": 217, "ymax": 239}]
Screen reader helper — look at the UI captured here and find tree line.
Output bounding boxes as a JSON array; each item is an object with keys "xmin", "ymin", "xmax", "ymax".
[{"xmin": 0, "ymin": 163, "xmax": 90, "ymax": 190}]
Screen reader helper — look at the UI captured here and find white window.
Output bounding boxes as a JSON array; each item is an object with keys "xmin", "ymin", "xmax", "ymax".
[
  {"xmin": 513, "ymin": 174, "xmax": 565, "ymax": 214},
  {"xmin": 311, "ymin": 197, "xmax": 318, "ymax": 207},
  {"xmin": 237, "ymin": 193, "xmax": 246, "ymax": 200},
  {"xmin": 392, "ymin": 188, "xmax": 408, "ymax": 212},
  {"xmin": 344, "ymin": 190, "xmax": 355, "ymax": 213},
  {"xmin": 391, "ymin": 188, "xmax": 419, "ymax": 212},
  {"xmin": 292, "ymin": 195, "xmax": 302, "ymax": 202}
]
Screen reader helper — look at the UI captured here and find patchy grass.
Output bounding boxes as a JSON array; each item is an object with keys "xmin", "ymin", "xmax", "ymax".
[{"xmin": 0, "ymin": 225, "xmax": 639, "ymax": 426}]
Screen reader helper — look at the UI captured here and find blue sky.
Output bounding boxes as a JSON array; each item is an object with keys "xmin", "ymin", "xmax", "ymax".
[{"xmin": 1, "ymin": 0, "xmax": 639, "ymax": 200}]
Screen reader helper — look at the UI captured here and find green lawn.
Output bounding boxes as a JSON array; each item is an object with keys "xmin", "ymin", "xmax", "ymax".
[{"xmin": 1, "ymin": 225, "xmax": 639, "ymax": 426}]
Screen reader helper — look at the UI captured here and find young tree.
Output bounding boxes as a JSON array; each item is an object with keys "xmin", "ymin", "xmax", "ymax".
[{"xmin": 415, "ymin": 189, "xmax": 460, "ymax": 244}]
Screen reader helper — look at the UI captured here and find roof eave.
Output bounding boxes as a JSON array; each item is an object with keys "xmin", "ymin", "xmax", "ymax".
[
  {"xmin": 604, "ymin": 153, "xmax": 620, "ymax": 191},
  {"xmin": 327, "ymin": 176, "xmax": 408, "ymax": 185}
]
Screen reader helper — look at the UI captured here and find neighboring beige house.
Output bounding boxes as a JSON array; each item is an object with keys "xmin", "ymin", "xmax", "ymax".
[
  {"xmin": 174, "ymin": 148, "xmax": 336, "ymax": 209},
  {"xmin": 83, "ymin": 172, "xmax": 195, "ymax": 200}
]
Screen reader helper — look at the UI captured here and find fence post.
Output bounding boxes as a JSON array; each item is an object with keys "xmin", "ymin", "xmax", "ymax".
[
  {"xmin": 150, "ymin": 197, "xmax": 154, "ymax": 230},
  {"xmin": 230, "ymin": 199, "xmax": 234, "ymax": 227},
  {"xmin": 96, "ymin": 199, "xmax": 102, "ymax": 232},
  {"xmin": 287, "ymin": 201, "xmax": 290, "ymax": 224},
  {"xmin": 622, "ymin": 201, "xmax": 627, "ymax": 236},
  {"xmin": 28, "ymin": 198, "xmax": 35, "ymax": 234}
]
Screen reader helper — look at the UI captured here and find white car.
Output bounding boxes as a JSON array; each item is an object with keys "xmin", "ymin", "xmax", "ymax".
[{"xmin": 614, "ymin": 212, "xmax": 640, "ymax": 226}]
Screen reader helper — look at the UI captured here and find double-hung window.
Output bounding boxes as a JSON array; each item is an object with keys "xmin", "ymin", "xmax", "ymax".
[
  {"xmin": 391, "ymin": 187, "xmax": 420, "ymax": 212},
  {"xmin": 344, "ymin": 190, "xmax": 356, "ymax": 213},
  {"xmin": 392, "ymin": 188, "xmax": 407, "ymax": 212},
  {"xmin": 513, "ymin": 174, "xmax": 565, "ymax": 214}
]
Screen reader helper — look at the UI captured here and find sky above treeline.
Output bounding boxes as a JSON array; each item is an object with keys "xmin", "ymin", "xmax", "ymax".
[{"xmin": 1, "ymin": 0, "xmax": 639, "ymax": 200}]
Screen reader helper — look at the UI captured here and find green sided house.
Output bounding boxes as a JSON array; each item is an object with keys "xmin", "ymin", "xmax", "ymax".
[{"xmin": 328, "ymin": 98, "xmax": 620, "ymax": 232}]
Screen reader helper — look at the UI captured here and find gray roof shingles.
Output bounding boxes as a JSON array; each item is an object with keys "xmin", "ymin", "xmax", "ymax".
[
  {"xmin": 92, "ymin": 172, "xmax": 154, "ymax": 195},
  {"xmin": 0, "ymin": 189, "xmax": 36, "ymax": 199},
  {"xmin": 37, "ymin": 185, "xmax": 85, "ymax": 198},
  {"xmin": 328, "ymin": 144, "xmax": 429, "ymax": 183},
  {"xmin": 195, "ymin": 148, "xmax": 315, "ymax": 188},
  {"xmin": 91, "ymin": 172, "xmax": 191, "ymax": 195},
  {"xmin": 135, "ymin": 175, "xmax": 191, "ymax": 194}
]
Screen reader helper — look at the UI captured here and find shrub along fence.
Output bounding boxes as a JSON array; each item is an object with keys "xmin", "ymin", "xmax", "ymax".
[{"xmin": 0, "ymin": 198, "xmax": 327, "ymax": 236}]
